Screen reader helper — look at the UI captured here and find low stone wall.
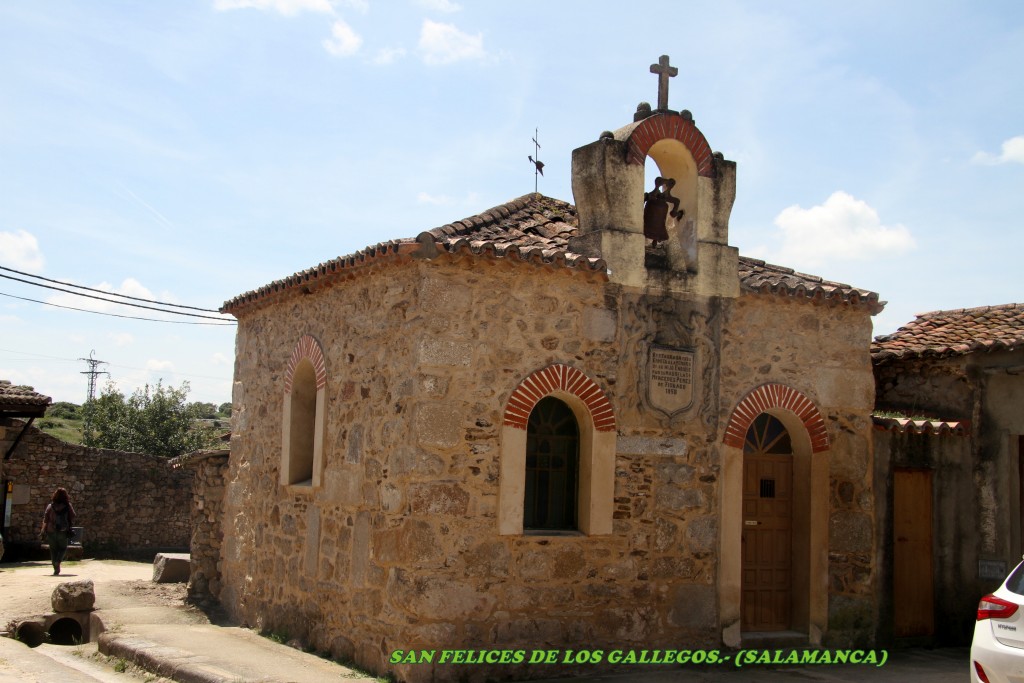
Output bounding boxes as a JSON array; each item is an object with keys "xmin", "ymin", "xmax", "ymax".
[
  {"xmin": 0, "ymin": 418, "xmax": 191, "ymax": 557},
  {"xmin": 170, "ymin": 449, "xmax": 230, "ymax": 604}
]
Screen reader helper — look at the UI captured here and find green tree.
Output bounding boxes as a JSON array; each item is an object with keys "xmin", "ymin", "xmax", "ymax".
[
  {"xmin": 90, "ymin": 380, "xmax": 220, "ymax": 457},
  {"xmin": 217, "ymin": 402, "xmax": 232, "ymax": 417},
  {"xmin": 48, "ymin": 401, "xmax": 81, "ymax": 419},
  {"xmin": 191, "ymin": 401, "xmax": 218, "ymax": 419}
]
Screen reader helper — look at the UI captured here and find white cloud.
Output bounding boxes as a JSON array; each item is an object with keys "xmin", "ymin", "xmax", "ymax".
[
  {"xmin": 211, "ymin": 352, "xmax": 231, "ymax": 366},
  {"xmin": 109, "ymin": 332, "xmax": 135, "ymax": 347},
  {"xmin": 323, "ymin": 19, "xmax": 363, "ymax": 57},
  {"xmin": 0, "ymin": 365, "xmax": 81, "ymax": 404},
  {"xmin": 46, "ymin": 278, "xmax": 158, "ymax": 315},
  {"xmin": 972, "ymin": 135, "xmax": 1024, "ymax": 165},
  {"xmin": 146, "ymin": 359, "xmax": 175, "ymax": 372},
  {"xmin": 213, "ymin": 0, "xmax": 334, "ymax": 15},
  {"xmin": 0, "ymin": 229, "xmax": 45, "ymax": 273},
  {"xmin": 415, "ymin": 0, "xmax": 461, "ymax": 12},
  {"xmin": 337, "ymin": 0, "xmax": 368, "ymax": 13},
  {"xmin": 372, "ymin": 47, "xmax": 407, "ymax": 65},
  {"xmin": 418, "ymin": 19, "xmax": 485, "ymax": 65},
  {"xmin": 758, "ymin": 191, "xmax": 915, "ymax": 268}
]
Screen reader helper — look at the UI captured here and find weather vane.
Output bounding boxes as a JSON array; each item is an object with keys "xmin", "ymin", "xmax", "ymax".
[{"xmin": 528, "ymin": 128, "xmax": 544, "ymax": 193}]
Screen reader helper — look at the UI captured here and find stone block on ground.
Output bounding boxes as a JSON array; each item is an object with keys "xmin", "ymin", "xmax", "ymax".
[
  {"xmin": 152, "ymin": 552, "xmax": 191, "ymax": 584},
  {"xmin": 52, "ymin": 579, "xmax": 95, "ymax": 613}
]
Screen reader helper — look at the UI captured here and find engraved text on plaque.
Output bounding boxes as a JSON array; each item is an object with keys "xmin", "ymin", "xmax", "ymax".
[{"xmin": 647, "ymin": 345, "xmax": 695, "ymax": 415}]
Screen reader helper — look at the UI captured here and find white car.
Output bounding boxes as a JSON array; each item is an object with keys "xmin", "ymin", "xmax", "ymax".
[{"xmin": 972, "ymin": 560, "xmax": 1024, "ymax": 682}]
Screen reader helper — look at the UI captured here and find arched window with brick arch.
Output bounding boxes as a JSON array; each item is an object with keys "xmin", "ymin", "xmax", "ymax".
[
  {"xmin": 282, "ymin": 335, "xmax": 327, "ymax": 487},
  {"xmin": 498, "ymin": 364, "xmax": 616, "ymax": 536}
]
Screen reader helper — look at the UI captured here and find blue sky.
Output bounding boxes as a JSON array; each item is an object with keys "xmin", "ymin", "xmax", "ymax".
[{"xmin": 1, "ymin": 1, "xmax": 1022, "ymax": 405}]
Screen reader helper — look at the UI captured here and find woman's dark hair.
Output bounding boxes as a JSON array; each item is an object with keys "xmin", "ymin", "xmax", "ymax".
[{"xmin": 51, "ymin": 487, "xmax": 70, "ymax": 505}]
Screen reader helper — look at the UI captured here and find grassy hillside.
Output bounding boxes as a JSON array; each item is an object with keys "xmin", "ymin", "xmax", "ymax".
[
  {"xmin": 36, "ymin": 402, "xmax": 85, "ymax": 444},
  {"xmin": 34, "ymin": 401, "xmax": 232, "ymax": 448}
]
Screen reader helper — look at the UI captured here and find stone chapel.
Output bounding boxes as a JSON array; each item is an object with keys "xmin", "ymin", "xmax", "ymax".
[{"xmin": 219, "ymin": 58, "xmax": 884, "ymax": 681}]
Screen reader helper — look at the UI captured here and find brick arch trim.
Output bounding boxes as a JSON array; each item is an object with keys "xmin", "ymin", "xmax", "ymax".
[
  {"xmin": 723, "ymin": 383, "xmax": 829, "ymax": 453},
  {"xmin": 503, "ymin": 364, "xmax": 616, "ymax": 433},
  {"xmin": 626, "ymin": 112, "xmax": 715, "ymax": 177},
  {"xmin": 284, "ymin": 335, "xmax": 327, "ymax": 393}
]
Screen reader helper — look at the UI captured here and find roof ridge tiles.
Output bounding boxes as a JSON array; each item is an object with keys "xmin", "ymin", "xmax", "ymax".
[{"xmin": 224, "ymin": 196, "xmax": 880, "ymax": 315}]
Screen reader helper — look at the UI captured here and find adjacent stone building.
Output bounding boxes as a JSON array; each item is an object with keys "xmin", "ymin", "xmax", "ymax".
[
  {"xmin": 0, "ymin": 380, "xmax": 192, "ymax": 558},
  {"xmin": 218, "ymin": 61, "xmax": 884, "ymax": 681},
  {"xmin": 0, "ymin": 380, "xmax": 52, "ymax": 560},
  {"xmin": 873, "ymin": 303, "xmax": 1024, "ymax": 644}
]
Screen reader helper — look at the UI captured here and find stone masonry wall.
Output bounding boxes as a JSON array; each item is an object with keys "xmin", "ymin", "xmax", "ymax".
[
  {"xmin": 222, "ymin": 256, "xmax": 736, "ymax": 682},
  {"xmin": 721, "ymin": 295, "xmax": 878, "ymax": 645},
  {"xmin": 171, "ymin": 450, "xmax": 230, "ymax": 605},
  {"xmin": 1, "ymin": 419, "xmax": 191, "ymax": 555},
  {"xmin": 874, "ymin": 355, "xmax": 973, "ymax": 420}
]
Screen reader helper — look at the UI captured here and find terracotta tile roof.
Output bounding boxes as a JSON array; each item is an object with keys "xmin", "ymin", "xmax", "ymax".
[
  {"xmin": 223, "ymin": 193, "xmax": 880, "ymax": 315},
  {"xmin": 738, "ymin": 258, "xmax": 883, "ymax": 313},
  {"xmin": 0, "ymin": 380, "xmax": 51, "ymax": 414},
  {"xmin": 424, "ymin": 193, "xmax": 579, "ymax": 250},
  {"xmin": 872, "ymin": 415, "xmax": 969, "ymax": 436},
  {"xmin": 872, "ymin": 303, "xmax": 1024, "ymax": 363},
  {"xmin": 412, "ymin": 194, "xmax": 607, "ymax": 271}
]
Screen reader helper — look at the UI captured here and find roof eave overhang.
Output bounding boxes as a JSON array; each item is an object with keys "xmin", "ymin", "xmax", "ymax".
[{"xmin": 222, "ymin": 235, "xmax": 608, "ymax": 318}]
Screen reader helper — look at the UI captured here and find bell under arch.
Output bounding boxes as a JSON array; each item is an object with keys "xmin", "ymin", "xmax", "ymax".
[
  {"xmin": 568, "ymin": 57, "xmax": 738, "ymax": 297},
  {"xmin": 643, "ymin": 136, "xmax": 701, "ymax": 269},
  {"xmin": 645, "ymin": 137, "xmax": 699, "ymax": 224}
]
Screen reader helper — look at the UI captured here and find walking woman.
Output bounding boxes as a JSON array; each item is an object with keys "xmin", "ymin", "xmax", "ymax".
[{"xmin": 40, "ymin": 487, "xmax": 75, "ymax": 576}]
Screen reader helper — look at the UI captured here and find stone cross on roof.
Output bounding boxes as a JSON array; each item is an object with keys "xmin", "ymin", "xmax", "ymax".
[{"xmin": 650, "ymin": 55, "xmax": 677, "ymax": 111}]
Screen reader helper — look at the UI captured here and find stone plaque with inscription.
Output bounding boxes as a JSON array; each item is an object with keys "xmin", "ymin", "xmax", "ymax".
[{"xmin": 646, "ymin": 345, "xmax": 696, "ymax": 415}]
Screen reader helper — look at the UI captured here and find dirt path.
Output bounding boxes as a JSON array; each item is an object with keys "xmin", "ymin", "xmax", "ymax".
[{"xmin": 0, "ymin": 559, "xmax": 196, "ymax": 631}]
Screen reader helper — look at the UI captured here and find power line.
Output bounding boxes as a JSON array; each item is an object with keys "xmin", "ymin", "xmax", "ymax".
[
  {"xmin": 0, "ymin": 264, "xmax": 221, "ymax": 312},
  {"xmin": 0, "ymin": 347, "xmax": 232, "ymax": 383},
  {"xmin": 0, "ymin": 348, "xmax": 81, "ymax": 363},
  {"xmin": 0, "ymin": 291, "xmax": 236, "ymax": 325},
  {"xmin": 0, "ymin": 272, "xmax": 230, "ymax": 321}
]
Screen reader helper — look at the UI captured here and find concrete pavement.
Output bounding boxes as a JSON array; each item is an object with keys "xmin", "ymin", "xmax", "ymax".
[
  {"xmin": 0, "ymin": 559, "xmax": 972, "ymax": 682},
  {"xmin": 0, "ymin": 559, "xmax": 370, "ymax": 682}
]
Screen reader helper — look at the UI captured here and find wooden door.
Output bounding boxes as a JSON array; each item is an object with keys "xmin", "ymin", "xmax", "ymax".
[
  {"xmin": 893, "ymin": 468, "xmax": 934, "ymax": 637},
  {"xmin": 742, "ymin": 414, "xmax": 793, "ymax": 631}
]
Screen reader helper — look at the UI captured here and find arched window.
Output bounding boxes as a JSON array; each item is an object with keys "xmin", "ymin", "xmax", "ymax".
[
  {"xmin": 524, "ymin": 397, "xmax": 579, "ymax": 531},
  {"xmin": 498, "ymin": 364, "xmax": 617, "ymax": 536},
  {"xmin": 282, "ymin": 335, "xmax": 327, "ymax": 488},
  {"xmin": 286, "ymin": 359, "xmax": 317, "ymax": 485},
  {"xmin": 744, "ymin": 413, "xmax": 793, "ymax": 455}
]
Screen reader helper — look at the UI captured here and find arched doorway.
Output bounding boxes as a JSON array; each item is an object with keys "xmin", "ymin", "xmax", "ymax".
[
  {"xmin": 741, "ymin": 413, "xmax": 794, "ymax": 631},
  {"xmin": 721, "ymin": 383, "xmax": 828, "ymax": 646}
]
